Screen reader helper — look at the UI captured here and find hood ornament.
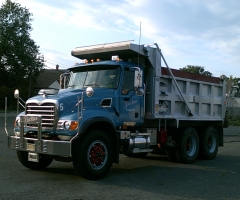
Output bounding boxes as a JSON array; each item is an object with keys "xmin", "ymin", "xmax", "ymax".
[{"xmin": 38, "ymin": 89, "xmax": 59, "ymax": 98}]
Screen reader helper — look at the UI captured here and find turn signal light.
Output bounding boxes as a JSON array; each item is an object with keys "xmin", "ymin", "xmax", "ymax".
[{"xmin": 70, "ymin": 121, "xmax": 78, "ymax": 130}]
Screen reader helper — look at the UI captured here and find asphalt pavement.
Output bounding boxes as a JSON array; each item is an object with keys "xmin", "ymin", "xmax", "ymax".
[{"xmin": 1, "ymin": 114, "xmax": 240, "ymax": 200}]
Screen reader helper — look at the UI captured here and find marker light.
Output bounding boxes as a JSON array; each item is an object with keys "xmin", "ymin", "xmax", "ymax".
[
  {"xmin": 63, "ymin": 121, "xmax": 78, "ymax": 130},
  {"xmin": 80, "ymin": 59, "xmax": 88, "ymax": 64},
  {"xmin": 112, "ymin": 55, "xmax": 120, "ymax": 61},
  {"xmin": 69, "ymin": 121, "xmax": 78, "ymax": 130}
]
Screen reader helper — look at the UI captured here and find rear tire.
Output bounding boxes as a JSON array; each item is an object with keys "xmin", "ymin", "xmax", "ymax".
[
  {"xmin": 17, "ymin": 151, "xmax": 53, "ymax": 170},
  {"xmin": 72, "ymin": 129, "xmax": 113, "ymax": 180},
  {"xmin": 176, "ymin": 127, "xmax": 199, "ymax": 164},
  {"xmin": 199, "ymin": 127, "xmax": 219, "ymax": 160}
]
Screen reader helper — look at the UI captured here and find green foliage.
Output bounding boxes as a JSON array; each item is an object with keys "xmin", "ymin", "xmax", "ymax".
[
  {"xmin": 0, "ymin": 0, "xmax": 44, "ymax": 108},
  {"xmin": 227, "ymin": 116, "xmax": 240, "ymax": 126},
  {"xmin": 179, "ymin": 65, "xmax": 212, "ymax": 76},
  {"xmin": 226, "ymin": 75, "xmax": 240, "ymax": 97}
]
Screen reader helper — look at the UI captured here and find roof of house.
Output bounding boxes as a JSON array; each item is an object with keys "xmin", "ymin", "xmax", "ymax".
[{"xmin": 35, "ymin": 69, "xmax": 66, "ymax": 89}]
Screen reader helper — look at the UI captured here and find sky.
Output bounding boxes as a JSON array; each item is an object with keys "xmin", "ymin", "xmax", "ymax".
[{"xmin": 1, "ymin": 0, "xmax": 240, "ymax": 78}]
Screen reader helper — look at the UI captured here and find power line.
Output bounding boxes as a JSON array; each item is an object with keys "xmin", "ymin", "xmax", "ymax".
[
  {"xmin": 44, "ymin": 57, "xmax": 72, "ymax": 68},
  {"xmin": 44, "ymin": 65, "xmax": 55, "ymax": 70},
  {"xmin": 1, "ymin": 56, "xmax": 74, "ymax": 69}
]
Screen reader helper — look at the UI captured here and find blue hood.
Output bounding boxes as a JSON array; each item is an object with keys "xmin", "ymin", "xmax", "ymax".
[
  {"xmin": 28, "ymin": 89, "xmax": 85, "ymax": 117},
  {"xmin": 28, "ymin": 88, "xmax": 118, "ymax": 120}
]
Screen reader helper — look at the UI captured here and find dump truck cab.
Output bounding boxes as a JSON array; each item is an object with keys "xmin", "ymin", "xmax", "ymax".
[{"xmin": 60, "ymin": 59, "xmax": 145, "ymax": 128}]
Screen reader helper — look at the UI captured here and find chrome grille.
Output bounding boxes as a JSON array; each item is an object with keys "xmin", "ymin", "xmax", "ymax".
[{"xmin": 26, "ymin": 103, "xmax": 56, "ymax": 129}]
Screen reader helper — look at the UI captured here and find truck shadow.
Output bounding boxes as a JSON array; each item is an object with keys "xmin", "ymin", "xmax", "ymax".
[
  {"xmin": 32, "ymin": 153, "xmax": 240, "ymax": 199},
  {"xmin": 103, "ymin": 154, "xmax": 240, "ymax": 199}
]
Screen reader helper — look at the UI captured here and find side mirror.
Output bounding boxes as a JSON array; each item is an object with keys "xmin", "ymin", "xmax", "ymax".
[
  {"xmin": 60, "ymin": 72, "xmax": 70, "ymax": 89},
  {"xmin": 14, "ymin": 89, "xmax": 19, "ymax": 98},
  {"xmin": 134, "ymin": 70, "xmax": 142, "ymax": 88}
]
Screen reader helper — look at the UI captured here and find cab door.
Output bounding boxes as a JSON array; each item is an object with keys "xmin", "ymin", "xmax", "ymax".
[{"xmin": 119, "ymin": 68, "xmax": 144, "ymax": 124}]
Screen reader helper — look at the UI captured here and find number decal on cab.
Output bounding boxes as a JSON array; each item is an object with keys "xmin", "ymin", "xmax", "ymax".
[{"xmin": 60, "ymin": 103, "xmax": 64, "ymax": 111}]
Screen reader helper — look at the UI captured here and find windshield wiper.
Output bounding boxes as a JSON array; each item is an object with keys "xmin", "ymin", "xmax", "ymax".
[
  {"xmin": 84, "ymin": 83, "xmax": 100, "ymax": 87},
  {"xmin": 67, "ymin": 85, "xmax": 75, "ymax": 88}
]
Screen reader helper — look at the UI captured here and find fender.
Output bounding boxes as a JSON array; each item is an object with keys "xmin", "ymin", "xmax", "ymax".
[
  {"xmin": 79, "ymin": 116, "xmax": 116, "ymax": 136},
  {"xmin": 72, "ymin": 116, "xmax": 119, "ymax": 163}
]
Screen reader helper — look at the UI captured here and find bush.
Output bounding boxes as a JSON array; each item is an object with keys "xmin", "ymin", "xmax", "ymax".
[{"xmin": 227, "ymin": 116, "xmax": 240, "ymax": 126}]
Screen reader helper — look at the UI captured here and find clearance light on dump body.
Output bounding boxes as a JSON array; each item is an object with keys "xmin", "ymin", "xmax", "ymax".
[
  {"xmin": 78, "ymin": 58, "xmax": 102, "ymax": 64},
  {"xmin": 112, "ymin": 55, "xmax": 120, "ymax": 61},
  {"xmin": 80, "ymin": 59, "xmax": 88, "ymax": 64},
  {"xmin": 79, "ymin": 59, "xmax": 101, "ymax": 64}
]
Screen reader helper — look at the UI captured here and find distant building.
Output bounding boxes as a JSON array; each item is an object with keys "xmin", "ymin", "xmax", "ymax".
[
  {"xmin": 227, "ymin": 97, "xmax": 240, "ymax": 107},
  {"xmin": 34, "ymin": 65, "xmax": 66, "ymax": 93}
]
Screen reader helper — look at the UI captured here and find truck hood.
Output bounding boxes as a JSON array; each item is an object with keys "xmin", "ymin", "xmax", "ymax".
[
  {"xmin": 26, "ymin": 88, "xmax": 117, "ymax": 118},
  {"xmin": 26, "ymin": 89, "xmax": 84, "ymax": 115}
]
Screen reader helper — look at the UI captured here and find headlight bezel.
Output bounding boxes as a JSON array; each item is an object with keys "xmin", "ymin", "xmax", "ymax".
[
  {"xmin": 58, "ymin": 120, "xmax": 78, "ymax": 131},
  {"xmin": 63, "ymin": 121, "xmax": 70, "ymax": 130},
  {"xmin": 14, "ymin": 118, "xmax": 20, "ymax": 128}
]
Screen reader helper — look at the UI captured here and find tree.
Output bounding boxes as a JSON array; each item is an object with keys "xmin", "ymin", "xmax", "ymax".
[
  {"xmin": 179, "ymin": 65, "xmax": 212, "ymax": 76},
  {"xmin": 0, "ymin": 0, "xmax": 44, "ymax": 106},
  {"xmin": 226, "ymin": 75, "xmax": 240, "ymax": 97}
]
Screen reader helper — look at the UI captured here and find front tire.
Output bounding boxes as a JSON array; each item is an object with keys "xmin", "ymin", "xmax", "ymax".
[
  {"xmin": 72, "ymin": 129, "xmax": 113, "ymax": 180},
  {"xmin": 17, "ymin": 151, "xmax": 53, "ymax": 170},
  {"xmin": 199, "ymin": 127, "xmax": 219, "ymax": 160},
  {"xmin": 176, "ymin": 127, "xmax": 199, "ymax": 164}
]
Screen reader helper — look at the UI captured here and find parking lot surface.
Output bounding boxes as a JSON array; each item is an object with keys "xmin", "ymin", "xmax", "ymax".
[{"xmin": 0, "ymin": 114, "xmax": 240, "ymax": 200}]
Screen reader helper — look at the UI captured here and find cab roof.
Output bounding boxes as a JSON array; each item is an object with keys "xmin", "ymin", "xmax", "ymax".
[{"xmin": 68, "ymin": 60, "xmax": 141, "ymax": 71}]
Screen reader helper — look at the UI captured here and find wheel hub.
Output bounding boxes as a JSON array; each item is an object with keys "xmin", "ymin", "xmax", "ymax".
[{"xmin": 87, "ymin": 141, "xmax": 108, "ymax": 169}]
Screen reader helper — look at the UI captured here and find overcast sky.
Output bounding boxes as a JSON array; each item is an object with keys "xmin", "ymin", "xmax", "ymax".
[{"xmin": 2, "ymin": 0, "xmax": 240, "ymax": 78}]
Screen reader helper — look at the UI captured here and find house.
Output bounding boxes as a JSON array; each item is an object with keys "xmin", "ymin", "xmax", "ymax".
[
  {"xmin": 227, "ymin": 97, "xmax": 240, "ymax": 107},
  {"xmin": 34, "ymin": 65, "xmax": 66, "ymax": 93}
]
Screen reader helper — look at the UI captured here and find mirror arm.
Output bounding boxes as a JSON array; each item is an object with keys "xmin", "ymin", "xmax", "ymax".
[{"xmin": 124, "ymin": 87, "xmax": 139, "ymax": 101}]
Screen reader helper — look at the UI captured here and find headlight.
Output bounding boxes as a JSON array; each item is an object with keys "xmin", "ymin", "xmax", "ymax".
[
  {"xmin": 14, "ymin": 118, "xmax": 20, "ymax": 128},
  {"xmin": 61, "ymin": 121, "xmax": 78, "ymax": 131},
  {"xmin": 14, "ymin": 118, "xmax": 21, "ymax": 136},
  {"xmin": 64, "ymin": 121, "xmax": 70, "ymax": 130}
]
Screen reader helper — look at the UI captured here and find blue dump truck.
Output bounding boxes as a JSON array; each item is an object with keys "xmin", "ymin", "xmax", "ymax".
[{"xmin": 7, "ymin": 41, "xmax": 228, "ymax": 180}]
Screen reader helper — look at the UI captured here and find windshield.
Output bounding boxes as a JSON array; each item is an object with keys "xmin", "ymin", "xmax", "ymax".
[{"xmin": 66, "ymin": 65, "xmax": 121, "ymax": 89}]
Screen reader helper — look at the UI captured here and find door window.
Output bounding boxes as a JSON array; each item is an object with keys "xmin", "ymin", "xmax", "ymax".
[{"xmin": 121, "ymin": 70, "xmax": 135, "ymax": 95}]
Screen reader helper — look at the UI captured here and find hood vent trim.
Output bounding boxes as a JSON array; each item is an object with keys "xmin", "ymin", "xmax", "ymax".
[{"xmin": 101, "ymin": 98, "xmax": 112, "ymax": 107}]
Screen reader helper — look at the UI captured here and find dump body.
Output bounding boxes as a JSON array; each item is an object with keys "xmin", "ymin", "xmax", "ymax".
[{"xmin": 148, "ymin": 67, "xmax": 226, "ymax": 122}]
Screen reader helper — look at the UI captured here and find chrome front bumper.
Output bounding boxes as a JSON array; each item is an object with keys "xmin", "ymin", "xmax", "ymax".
[
  {"xmin": 8, "ymin": 135, "xmax": 72, "ymax": 156},
  {"xmin": 8, "ymin": 115, "xmax": 72, "ymax": 157}
]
